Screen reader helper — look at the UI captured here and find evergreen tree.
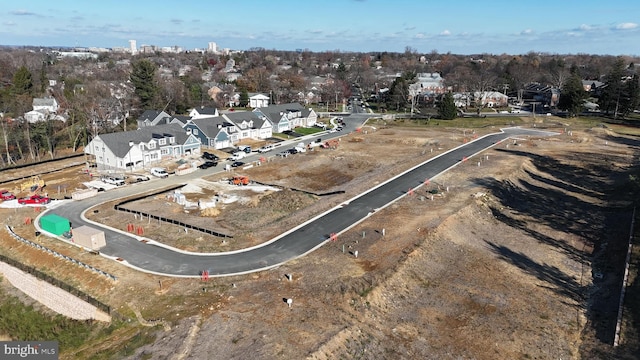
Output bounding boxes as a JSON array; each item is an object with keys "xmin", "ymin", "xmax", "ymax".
[
  {"xmin": 438, "ymin": 92, "xmax": 458, "ymax": 120},
  {"xmin": 336, "ymin": 62, "xmax": 347, "ymax": 81},
  {"xmin": 386, "ymin": 71, "xmax": 415, "ymax": 111},
  {"xmin": 599, "ymin": 58, "xmax": 625, "ymax": 116},
  {"xmin": 619, "ymin": 74, "xmax": 640, "ymax": 118},
  {"xmin": 557, "ymin": 73, "xmax": 587, "ymax": 117},
  {"xmin": 12, "ymin": 66, "xmax": 33, "ymax": 96},
  {"xmin": 130, "ymin": 59, "xmax": 159, "ymax": 110},
  {"xmin": 239, "ymin": 89, "xmax": 249, "ymax": 107},
  {"xmin": 39, "ymin": 62, "xmax": 47, "ymax": 94}
]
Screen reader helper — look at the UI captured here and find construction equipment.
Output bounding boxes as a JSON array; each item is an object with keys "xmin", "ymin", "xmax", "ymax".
[
  {"xmin": 20, "ymin": 176, "xmax": 45, "ymax": 192},
  {"xmin": 321, "ymin": 139, "xmax": 340, "ymax": 149},
  {"xmin": 230, "ymin": 176, "xmax": 250, "ymax": 186}
]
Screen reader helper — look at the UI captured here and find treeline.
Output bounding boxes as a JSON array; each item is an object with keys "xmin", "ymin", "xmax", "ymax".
[{"xmin": 0, "ymin": 48, "xmax": 639, "ymax": 166}]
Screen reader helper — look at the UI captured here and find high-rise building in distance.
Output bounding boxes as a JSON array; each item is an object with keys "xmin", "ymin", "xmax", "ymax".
[{"xmin": 129, "ymin": 40, "xmax": 137, "ymax": 55}]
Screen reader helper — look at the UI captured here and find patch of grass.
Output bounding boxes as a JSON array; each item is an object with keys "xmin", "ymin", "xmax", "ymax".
[
  {"xmin": 100, "ymin": 328, "xmax": 157, "ymax": 359},
  {"xmin": 606, "ymin": 123, "xmax": 640, "ymax": 136},
  {"xmin": 359, "ymin": 287, "xmax": 373, "ymax": 298},
  {"xmin": 0, "ymin": 288, "xmax": 93, "ymax": 348},
  {"xmin": 294, "ymin": 127, "xmax": 324, "ymax": 136},
  {"xmin": 0, "ymin": 286, "xmax": 157, "ymax": 359}
]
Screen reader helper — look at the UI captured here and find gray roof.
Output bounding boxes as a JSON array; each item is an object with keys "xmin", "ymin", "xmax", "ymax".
[
  {"xmin": 139, "ymin": 110, "xmax": 169, "ymax": 121},
  {"xmin": 189, "ymin": 117, "xmax": 232, "ymax": 138},
  {"xmin": 222, "ymin": 111, "xmax": 269, "ymax": 129},
  {"xmin": 98, "ymin": 123, "xmax": 189, "ymax": 158},
  {"xmin": 193, "ymin": 106, "xmax": 218, "ymax": 115},
  {"xmin": 301, "ymin": 108, "xmax": 314, "ymax": 117},
  {"xmin": 256, "ymin": 102, "xmax": 304, "ymax": 123},
  {"xmin": 172, "ymin": 115, "xmax": 191, "ymax": 126}
]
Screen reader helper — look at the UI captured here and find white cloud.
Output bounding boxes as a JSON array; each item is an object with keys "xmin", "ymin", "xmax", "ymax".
[
  {"xmin": 10, "ymin": 10, "xmax": 37, "ymax": 16},
  {"xmin": 615, "ymin": 22, "xmax": 638, "ymax": 30},
  {"xmin": 440, "ymin": 30, "xmax": 451, "ymax": 36},
  {"xmin": 579, "ymin": 24, "xmax": 593, "ymax": 31},
  {"xmin": 521, "ymin": 29, "xmax": 533, "ymax": 35},
  {"xmin": 415, "ymin": 33, "xmax": 426, "ymax": 39}
]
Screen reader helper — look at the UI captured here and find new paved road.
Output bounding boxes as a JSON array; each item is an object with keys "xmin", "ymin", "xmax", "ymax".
[{"xmin": 48, "ymin": 126, "xmax": 556, "ymax": 277}]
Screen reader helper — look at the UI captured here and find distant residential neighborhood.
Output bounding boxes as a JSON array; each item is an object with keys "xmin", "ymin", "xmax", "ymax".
[{"xmin": 0, "ymin": 46, "xmax": 639, "ymax": 166}]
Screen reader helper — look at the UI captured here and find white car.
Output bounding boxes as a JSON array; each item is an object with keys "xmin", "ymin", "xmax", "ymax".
[
  {"xmin": 101, "ymin": 176, "xmax": 125, "ymax": 186},
  {"xmin": 150, "ymin": 167, "xmax": 169, "ymax": 178}
]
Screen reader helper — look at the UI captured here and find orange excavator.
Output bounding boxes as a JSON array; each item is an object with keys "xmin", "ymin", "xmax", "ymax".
[{"xmin": 230, "ymin": 176, "xmax": 250, "ymax": 186}]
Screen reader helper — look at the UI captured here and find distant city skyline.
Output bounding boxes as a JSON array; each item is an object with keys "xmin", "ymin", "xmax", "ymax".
[{"xmin": 1, "ymin": 0, "xmax": 639, "ymax": 55}]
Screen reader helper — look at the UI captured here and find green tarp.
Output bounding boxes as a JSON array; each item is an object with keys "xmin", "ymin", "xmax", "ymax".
[{"xmin": 39, "ymin": 214, "xmax": 70, "ymax": 236}]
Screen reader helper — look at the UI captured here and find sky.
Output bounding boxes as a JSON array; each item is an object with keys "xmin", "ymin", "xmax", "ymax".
[{"xmin": 1, "ymin": 0, "xmax": 639, "ymax": 55}]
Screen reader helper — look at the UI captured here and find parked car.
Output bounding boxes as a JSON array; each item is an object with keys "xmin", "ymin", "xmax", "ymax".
[
  {"xmin": 198, "ymin": 161, "xmax": 218, "ymax": 169},
  {"xmin": 276, "ymin": 151, "xmax": 290, "ymax": 157},
  {"xmin": 101, "ymin": 175, "xmax": 125, "ymax": 186},
  {"xmin": 18, "ymin": 195, "xmax": 51, "ymax": 205},
  {"xmin": 129, "ymin": 174, "xmax": 150, "ymax": 183},
  {"xmin": 1, "ymin": 190, "xmax": 16, "ymax": 200},
  {"xmin": 230, "ymin": 161, "xmax": 245, "ymax": 168},
  {"xmin": 258, "ymin": 144, "xmax": 279, "ymax": 153},
  {"xmin": 287, "ymin": 148, "xmax": 298, "ymax": 155},
  {"xmin": 150, "ymin": 167, "xmax": 169, "ymax": 178},
  {"xmin": 230, "ymin": 151, "xmax": 246, "ymax": 161},
  {"xmin": 201, "ymin": 152, "xmax": 219, "ymax": 161}
]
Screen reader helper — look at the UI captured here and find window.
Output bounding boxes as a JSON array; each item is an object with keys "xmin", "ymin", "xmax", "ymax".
[
  {"xmin": 193, "ymin": 129, "xmax": 199, "ymax": 135},
  {"xmin": 161, "ymin": 148, "xmax": 169, "ymax": 155},
  {"xmin": 148, "ymin": 142, "xmax": 155, "ymax": 149},
  {"xmin": 169, "ymin": 137, "xmax": 175, "ymax": 144},
  {"xmin": 159, "ymin": 138, "xmax": 166, "ymax": 145}
]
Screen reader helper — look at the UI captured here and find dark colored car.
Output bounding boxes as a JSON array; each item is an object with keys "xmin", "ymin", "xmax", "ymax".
[
  {"xmin": 198, "ymin": 161, "xmax": 218, "ymax": 169},
  {"xmin": 18, "ymin": 195, "xmax": 51, "ymax": 205},
  {"xmin": 231, "ymin": 161, "xmax": 245, "ymax": 167},
  {"xmin": 201, "ymin": 152, "xmax": 219, "ymax": 161}
]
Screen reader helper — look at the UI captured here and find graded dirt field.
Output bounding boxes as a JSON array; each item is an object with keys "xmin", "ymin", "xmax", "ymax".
[{"xmin": 1, "ymin": 118, "xmax": 638, "ymax": 359}]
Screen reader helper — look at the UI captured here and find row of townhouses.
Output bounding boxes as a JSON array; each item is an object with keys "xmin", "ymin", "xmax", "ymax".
[{"xmin": 84, "ymin": 103, "xmax": 318, "ymax": 172}]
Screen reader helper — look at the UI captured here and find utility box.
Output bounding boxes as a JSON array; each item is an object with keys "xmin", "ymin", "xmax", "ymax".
[
  {"xmin": 72, "ymin": 225, "xmax": 106, "ymax": 250},
  {"xmin": 39, "ymin": 214, "xmax": 71, "ymax": 236}
]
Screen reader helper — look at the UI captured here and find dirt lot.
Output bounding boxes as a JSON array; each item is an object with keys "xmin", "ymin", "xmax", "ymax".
[{"xmin": 1, "ymin": 119, "xmax": 638, "ymax": 359}]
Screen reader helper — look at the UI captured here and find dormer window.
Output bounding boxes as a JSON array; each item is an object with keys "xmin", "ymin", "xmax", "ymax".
[
  {"xmin": 159, "ymin": 138, "xmax": 166, "ymax": 146},
  {"xmin": 148, "ymin": 141, "xmax": 156, "ymax": 149}
]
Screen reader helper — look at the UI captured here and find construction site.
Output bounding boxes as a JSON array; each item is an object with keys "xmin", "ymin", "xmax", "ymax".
[{"xmin": 0, "ymin": 118, "xmax": 639, "ymax": 359}]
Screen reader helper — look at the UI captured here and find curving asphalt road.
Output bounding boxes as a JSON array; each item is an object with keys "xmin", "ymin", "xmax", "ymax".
[{"xmin": 45, "ymin": 124, "xmax": 557, "ymax": 278}]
